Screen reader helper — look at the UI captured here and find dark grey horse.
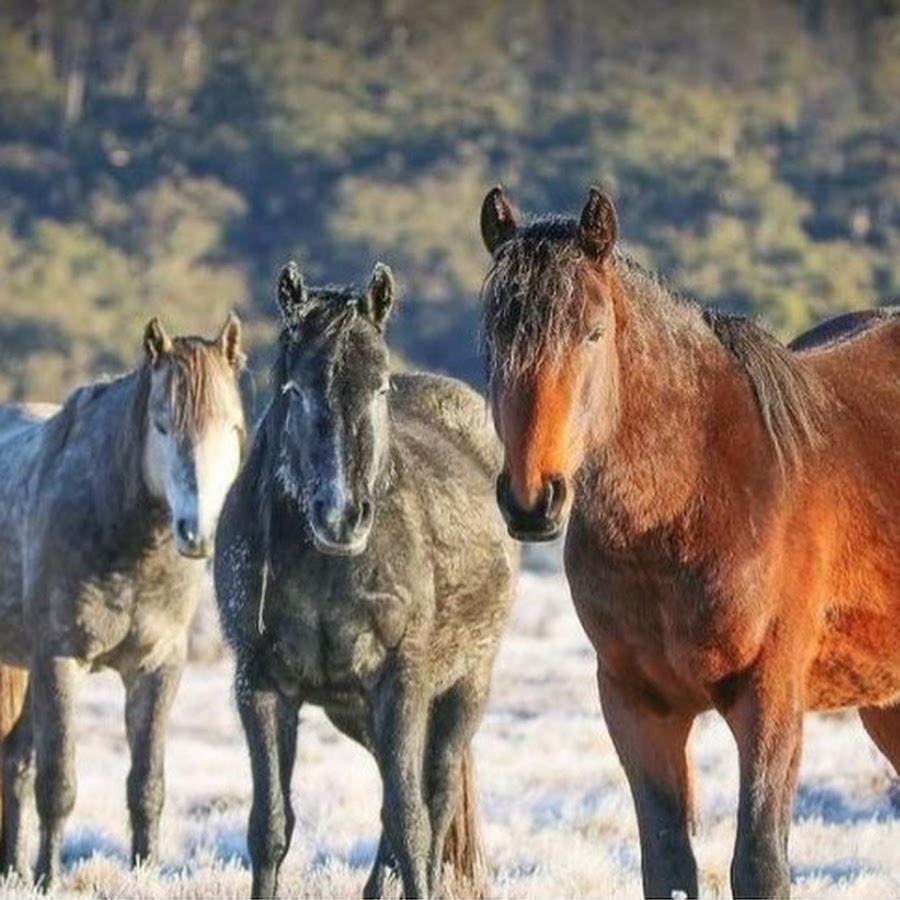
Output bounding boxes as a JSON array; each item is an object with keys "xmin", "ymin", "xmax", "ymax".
[
  {"xmin": 0, "ymin": 315, "xmax": 246, "ymax": 887},
  {"xmin": 214, "ymin": 263, "xmax": 516, "ymax": 899}
]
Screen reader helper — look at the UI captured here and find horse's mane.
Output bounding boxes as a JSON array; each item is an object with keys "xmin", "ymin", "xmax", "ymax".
[
  {"xmin": 39, "ymin": 373, "xmax": 135, "ymax": 466},
  {"xmin": 165, "ymin": 337, "xmax": 242, "ymax": 436},
  {"xmin": 272, "ymin": 286, "xmax": 367, "ymax": 385},
  {"xmin": 481, "ymin": 216, "xmax": 828, "ymax": 472},
  {"xmin": 481, "ymin": 217, "xmax": 588, "ymax": 385},
  {"xmin": 702, "ymin": 310, "xmax": 828, "ymax": 470}
]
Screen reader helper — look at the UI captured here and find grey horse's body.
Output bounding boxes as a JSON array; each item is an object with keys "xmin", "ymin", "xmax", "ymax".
[
  {"xmin": 0, "ymin": 403, "xmax": 59, "ymax": 666},
  {"xmin": 215, "ymin": 264, "xmax": 515, "ymax": 899},
  {"xmin": 0, "ymin": 318, "xmax": 246, "ymax": 886}
]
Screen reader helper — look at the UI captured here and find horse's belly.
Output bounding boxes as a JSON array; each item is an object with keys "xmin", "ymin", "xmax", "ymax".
[{"xmin": 806, "ymin": 607, "xmax": 900, "ymax": 709}]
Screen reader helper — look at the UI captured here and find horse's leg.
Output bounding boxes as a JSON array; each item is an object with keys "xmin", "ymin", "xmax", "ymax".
[
  {"xmin": 373, "ymin": 675, "xmax": 430, "ymax": 899},
  {"xmin": 363, "ymin": 832, "xmax": 396, "ymax": 900},
  {"xmin": 122, "ymin": 645, "xmax": 185, "ymax": 867},
  {"xmin": 723, "ymin": 668, "xmax": 803, "ymax": 899},
  {"xmin": 424, "ymin": 673, "xmax": 487, "ymax": 896},
  {"xmin": 2, "ymin": 680, "xmax": 35, "ymax": 879},
  {"xmin": 597, "ymin": 669, "xmax": 698, "ymax": 899},
  {"xmin": 32, "ymin": 653, "xmax": 80, "ymax": 889},
  {"xmin": 237, "ymin": 657, "xmax": 299, "ymax": 900},
  {"xmin": 859, "ymin": 703, "xmax": 900, "ymax": 789}
]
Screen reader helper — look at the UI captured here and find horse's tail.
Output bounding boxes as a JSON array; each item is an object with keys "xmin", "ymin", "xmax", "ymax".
[
  {"xmin": 0, "ymin": 664, "xmax": 28, "ymax": 857},
  {"xmin": 441, "ymin": 745, "xmax": 488, "ymax": 899}
]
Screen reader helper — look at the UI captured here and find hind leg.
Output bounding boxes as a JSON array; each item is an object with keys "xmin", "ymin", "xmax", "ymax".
[
  {"xmin": 32, "ymin": 654, "xmax": 80, "ymax": 889},
  {"xmin": 362, "ymin": 833, "xmax": 397, "ymax": 900},
  {"xmin": 1, "ymin": 679, "xmax": 35, "ymax": 879},
  {"xmin": 860, "ymin": 703, "xmax": 900, "ymax": 804},
  {"xmin": 424, "ymin": 672, "xmax": 489, "ymax": 896},
  {"xmin": 122, "ymin": 644, "xmax": 185, "ymax": 867}
]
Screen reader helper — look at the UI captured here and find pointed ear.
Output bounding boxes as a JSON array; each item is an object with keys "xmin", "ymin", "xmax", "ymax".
[
  {"xmin": 143, "ymin": 317, "xmax": 172, "ymax": 366},
  {"xmin": 277, "ymin": 261, "xmax": 308, "ymax": 323},
  {"xmin": 578, "ymin": 186, "xmax": 618, "ymax": 263},
  {"xmin": 361, "ymin": 262, "xmax": 395, "ymax": 330},
  {"xmin": 219, "ymin": 312, "xmax": 246, "ymax": 371},
  {"xmin": 480, "ymin": 185, "xmax": 520, "ymax": 255}
]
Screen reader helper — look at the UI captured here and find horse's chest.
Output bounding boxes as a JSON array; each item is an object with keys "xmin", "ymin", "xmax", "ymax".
[
  {"xmin": 264, "ymin": 586, "xmax": 407, "ymax": 700},
  {"xmin": 68, "ymin": 558, "xmax": 199, "ymax": 667},
  {"xmin": 570, "ymin": 555, "xmax": 764, "ymax": 712}
]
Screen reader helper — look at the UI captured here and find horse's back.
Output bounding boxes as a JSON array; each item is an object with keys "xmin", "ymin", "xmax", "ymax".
[
  {"xmin": 789, "ymin": 307, "xmax": 900, "ymax": 353},
  {"xmin": 0, "ymin": 401, "xmax": 61, "ymax": 501},
  {"xmin": 782, "ymin": 310, "xmax": 900, "ymax": 709},
  {"xmin": 788, "ymin": 309, "xmax": 900, "ymax": 417},
  {"xmin": 0, "ymin": 402, "xmax": 59, "ymax": 442},
  {"xmin": 389, "ymin": 372, "xmax": 501, "ymax": 478},
  {"xmin": 386, "ymin": 373, "xmax": 515, "ymax": 671}
]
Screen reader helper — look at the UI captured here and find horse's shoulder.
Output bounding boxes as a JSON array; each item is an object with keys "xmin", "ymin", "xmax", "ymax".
[{"xmin": 389, "ymin": 372, "xmax": 500, "ymax": 475}]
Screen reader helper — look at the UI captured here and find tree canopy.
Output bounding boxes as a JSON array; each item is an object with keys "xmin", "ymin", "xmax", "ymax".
[{"xmin": 1, "ymin": 0, "xmax": 898, "ymax": 403}]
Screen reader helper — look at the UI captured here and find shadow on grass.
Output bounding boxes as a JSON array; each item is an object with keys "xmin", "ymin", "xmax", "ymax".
[
  {"xmin": 60, "ymin": 828, "xmax": 129, "ymax": 872},
  {"xmin": 791, "ymin": 858, "xmax": 873, "ymax": 884},
  {"xmin": 181, "ymin": 824, "xmax": 250, "ymax": 870},
  {"xmin": 794, "ymin": 782, "xmax": 898, "ymax": 825},
  {"xmin": 310, "ymin": 837, "xmax": 378, "ymax": 872}
]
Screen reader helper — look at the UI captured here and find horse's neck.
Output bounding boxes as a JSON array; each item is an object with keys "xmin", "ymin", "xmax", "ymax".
[{"xmin": 579, "ymin": 283, "xmax": 760, "ymax": 540}]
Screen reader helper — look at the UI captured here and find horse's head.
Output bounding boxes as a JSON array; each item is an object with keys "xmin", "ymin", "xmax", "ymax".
[
  {"xmin": 272, "ymin": 261, "xmax": 394, "ymax": 556},
  {"xmin": 141, "ymin": 315, "xmax": 247, "ymax": 558},
  {"xmin": 480, "ymin": 185, "xmax": 622, "ymax": 542}
]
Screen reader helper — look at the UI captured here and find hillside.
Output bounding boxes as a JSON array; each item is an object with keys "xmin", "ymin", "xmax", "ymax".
[{"xmin": 1, "ymin": 0, "xmax": 899, "ymax": 404}]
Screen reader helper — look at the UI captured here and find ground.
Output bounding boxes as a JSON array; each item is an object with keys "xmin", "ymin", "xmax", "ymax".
[{"xmin": 1, "ymin": 571, "xmax": 898, "ymax": 898}]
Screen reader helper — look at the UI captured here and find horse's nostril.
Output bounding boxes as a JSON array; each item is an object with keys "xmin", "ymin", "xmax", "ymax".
[
  {"xmin": 496, "ymin": 472, "xmax": 512, "ymax": 513},
  {"xmin": 177, "ymin": 517, "xmax": 198, "ymax": 546},
  {"xmin": 359, "ymin": 499, "xmax": 373, "ymax": 527},
  {"xmin": 546, "ymin": 475, "xmax": 567, "ymax": 519}
]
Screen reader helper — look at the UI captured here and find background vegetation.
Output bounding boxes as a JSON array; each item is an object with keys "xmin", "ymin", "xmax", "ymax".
[{"xmin": 1, "ymin": 0, "xmax": 899, "ymax": 407}]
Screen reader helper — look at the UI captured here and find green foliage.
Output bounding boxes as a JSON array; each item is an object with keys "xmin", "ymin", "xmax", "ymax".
[
  {"xmin": 0, "ymin": 27, "xmax": 60, "ymax": 138},
  {"xmin": 0, "ymin": 0, "xmax": 898, "ymax": 403}
]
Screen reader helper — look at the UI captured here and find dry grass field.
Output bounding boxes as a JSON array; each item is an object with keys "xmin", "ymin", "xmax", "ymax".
[{"xmin": 0, "ymin": 571, "xmax": 898, "ymax": 898}]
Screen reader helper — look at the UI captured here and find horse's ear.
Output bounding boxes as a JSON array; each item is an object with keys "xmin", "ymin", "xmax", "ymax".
[
  {"xmin": 143, "ymin": 317, "xmax": 172, "ymax": 366},
  {"xmin": 219, "ymin": 312, "xmax": 246, "ymax": 371},
  {"xmin": 578, "ymin": 186, "xmax": 618, "ymax": 263},
  {"xmin": 361, "ymin": 262, "xmax": 395, "ymax": 330},
  {"xmin": 277, "ymin": 261, "xmax": 308, "ymax": 323},
  {"xmin": 480, "ymin": 185, "xmax": 520, "ymax": 255}
]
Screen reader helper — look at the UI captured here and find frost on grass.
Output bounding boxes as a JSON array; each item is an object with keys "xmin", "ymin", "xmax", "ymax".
[{"xmin": 1, "ymin": 571, "xmax": 898, "ymax": 898}]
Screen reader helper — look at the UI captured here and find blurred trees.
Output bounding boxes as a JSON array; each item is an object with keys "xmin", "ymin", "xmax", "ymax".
[{"xmin": 0, "ymin": 0, "xmax": 898, "ymax": 401}]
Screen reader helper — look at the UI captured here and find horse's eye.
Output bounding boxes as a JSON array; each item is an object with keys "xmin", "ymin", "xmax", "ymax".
[
  {"xmin": 154, "ymin": 420, "xmax": 168, "ymax": 436},
  {"xmin": 377, "ymin": 377, "xmax": 391, "ymax": 396},
  {"xmin": 586, "ymin": 325, "xmax": 604, "ymax": 343}
]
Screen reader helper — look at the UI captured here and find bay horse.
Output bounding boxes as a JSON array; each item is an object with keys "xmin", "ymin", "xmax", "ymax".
[
  {"xmin": 479, "ymin": 185, "xmax": 900, "ymax": 898},
  {"xmin": 0, "ymin": 315, "xmax": 246, "ymax": 887},
  {"xmin": 214, "ymin": 262, "xmax": 515, "ymax": 899}
]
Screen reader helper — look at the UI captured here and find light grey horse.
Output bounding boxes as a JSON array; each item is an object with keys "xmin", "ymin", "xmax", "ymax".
[
  {"xmin": 215, "ymin": 263, "xmax": 516, "ymax": 899},
  {"xmin": 0, "ymin": 315, "xmax": 246, "ymax": 887}
]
